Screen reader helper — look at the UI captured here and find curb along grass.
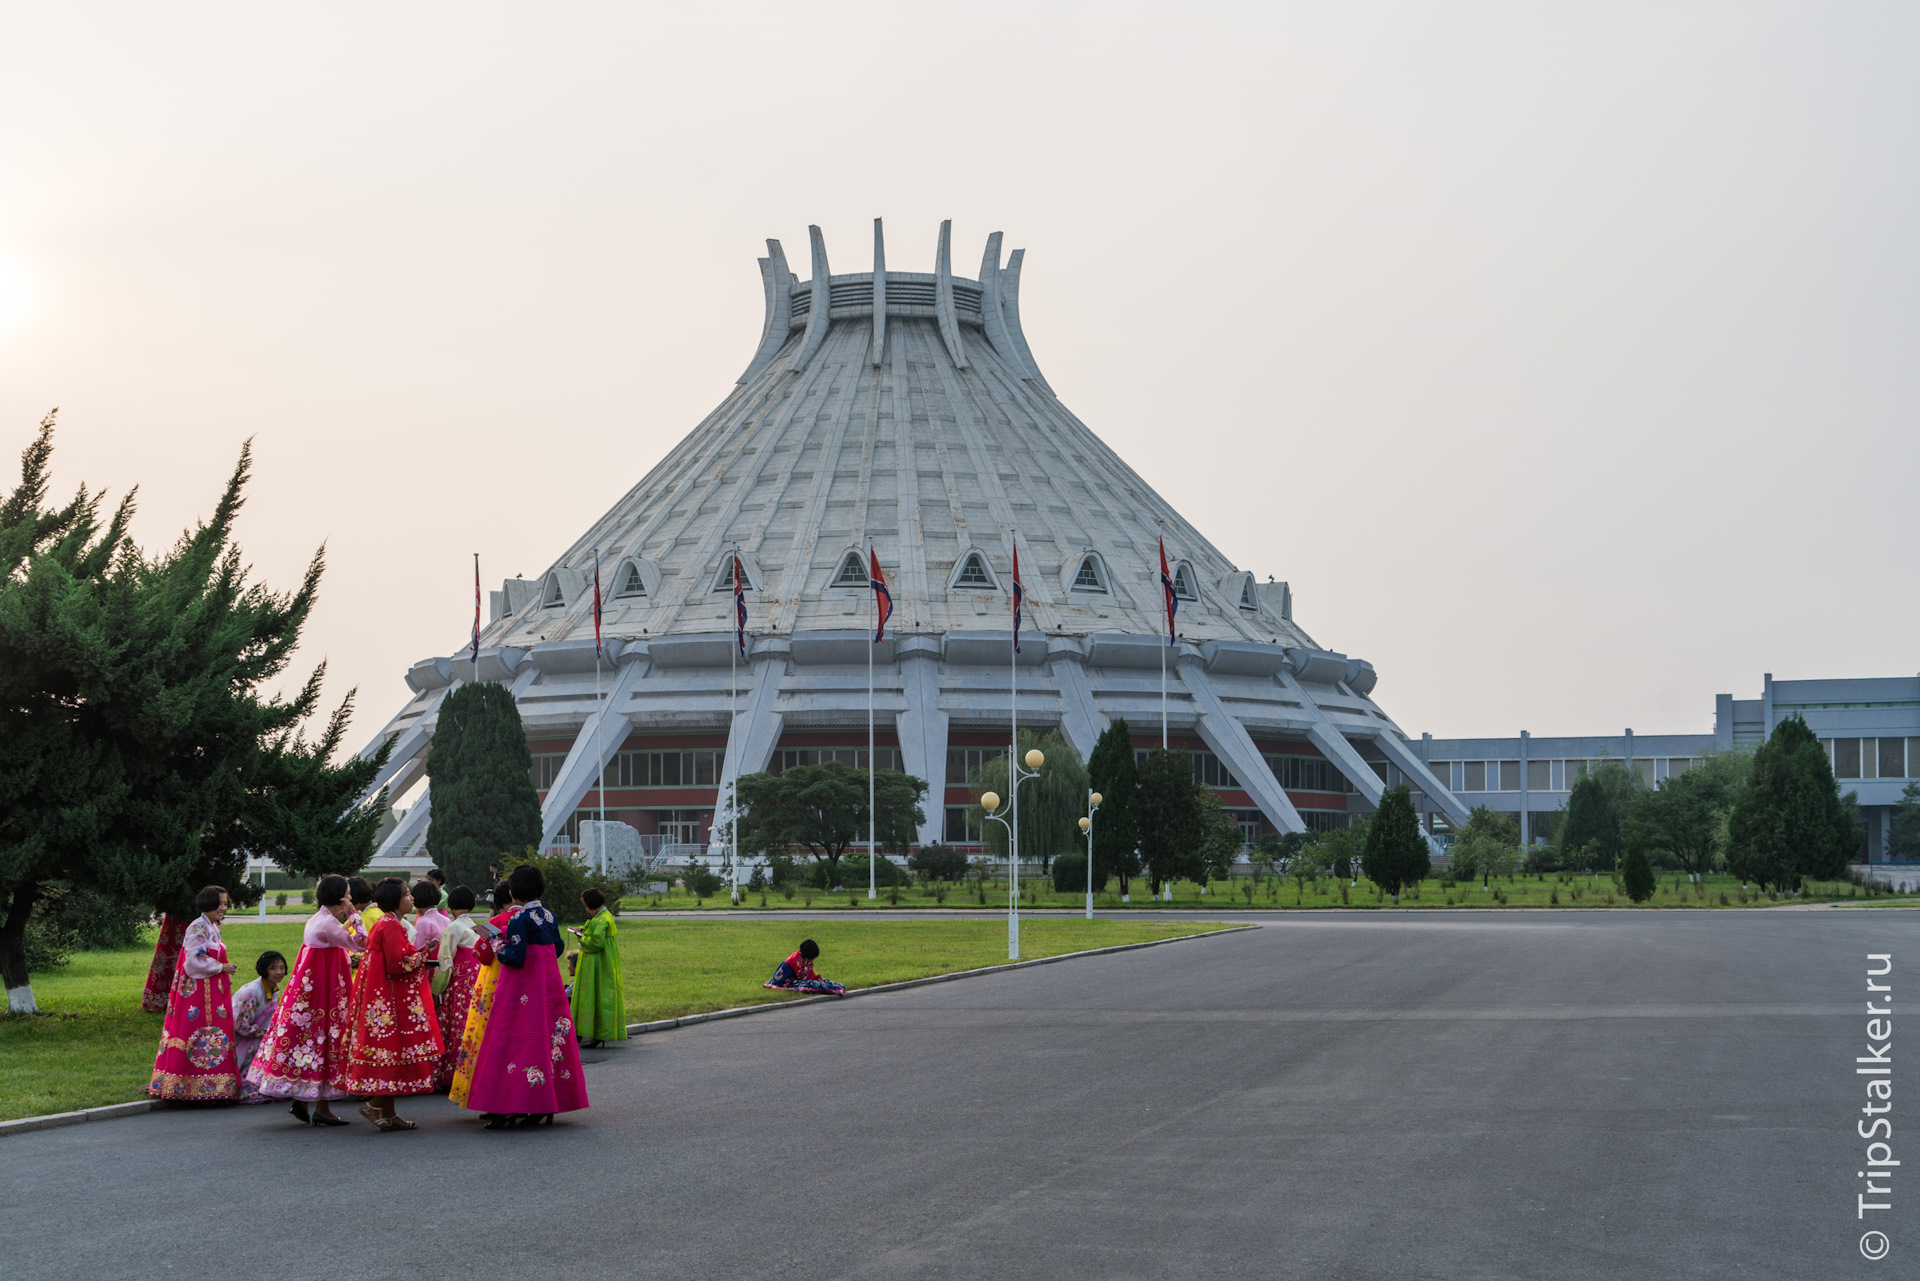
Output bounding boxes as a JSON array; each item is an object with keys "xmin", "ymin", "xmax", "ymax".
[
  {"xmin": 620, "ymin": 922, "xmax": 1255, "ymax": 1036},
  {"xmin": 0, "ymin": 922, "xmax": 1252, "ymax": 1137}
]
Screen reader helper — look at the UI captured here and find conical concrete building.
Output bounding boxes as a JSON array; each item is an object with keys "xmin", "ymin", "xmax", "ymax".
[{"xmin": 363, "ymin": 220, "xmax": 1465, "ymax": 865}]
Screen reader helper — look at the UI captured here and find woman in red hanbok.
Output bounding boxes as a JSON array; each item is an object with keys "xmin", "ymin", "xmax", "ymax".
[
  {"xmin": 464, "ymin": 864, "xmax": 589, "ymax": 1128},
  {"xmin": 429, "ymin": 885, "xmax": 484, "ymax": 1091},
  {"xmin": 342, "ymin": 878, "xmax": 443, "ymax": 1130},
  {"xmin": 246, "ymin": 874, "xmax": 359, "ymax": 1125},
  {"xmin": 148, "ymin": 887, "xmax": 241, "ymax": 1101}
]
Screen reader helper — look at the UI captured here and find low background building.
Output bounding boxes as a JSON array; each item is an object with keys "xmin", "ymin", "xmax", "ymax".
[{"xmin": 1420, "ymin": 672, "xmax": 1919, "ymax": 867}]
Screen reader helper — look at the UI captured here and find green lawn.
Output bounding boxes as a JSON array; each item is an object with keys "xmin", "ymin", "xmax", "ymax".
[
  {"xmin": 620, "ymin": 870, "xmax": 1917, "ymax": 912},
  {"xmin": 0, "ymin": 917, "xmax": 1222, "ymax": 1123}
]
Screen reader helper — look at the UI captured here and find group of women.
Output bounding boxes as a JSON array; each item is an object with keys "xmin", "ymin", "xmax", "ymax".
[{"xmin": 147, "ymin": 861, "xmax": 628, "ymax": 1132}]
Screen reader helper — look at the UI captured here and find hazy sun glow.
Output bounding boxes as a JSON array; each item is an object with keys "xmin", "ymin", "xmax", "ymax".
[{"xmin": 0, "ymin": 256, "xmax": 31, "ymax": 337}]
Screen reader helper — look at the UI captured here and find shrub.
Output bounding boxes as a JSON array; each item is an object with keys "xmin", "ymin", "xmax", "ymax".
[
  {"xmin": 275, "ymin": 893, "xmax": 288, "ymax": 908},
  {"xmin": 908, "ymin": 843, "xmax": 971, "ymax": 883},
  {"xmin": 507, "ymin": 851, "xmax": 627, "ymax": 924},
  {"xmin": 826, "ymin": 851, "xmax": 910, "ymax": 889},
  {"xmin": 301, "ymin": 889, "xmax": 314, "ymax": 905},
  {"xmin": 1049, "ymin": 852, "xmax": 1108, "ymax": 895},
  {"xmin": 24, "ymin": 908, "xmax": 74, "ymax": 973},
  {"xmin": 32, "ymin": 880, "xmax": 146, "ymax": 952},
  {"xmin": 682, "ymin": 864, "xmax": 725, "ymax": 901}
]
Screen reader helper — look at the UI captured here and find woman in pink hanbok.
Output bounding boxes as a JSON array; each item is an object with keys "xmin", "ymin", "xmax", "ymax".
[
  {"xmin": 463, "ymin": 864, "xmax": 589, "ymax": 1129},
  {"xmin": 429, "ymin": 885, "xmax": 484, "ymax": 1091},
  {"xmin": 410, "ymin": 880, "xmax": 449, "ymax": 959},
  {"xmin": 244, "ymin": 874, "xmax": 359, "ymax": 1125},
  {"xmin": 148, "ymin": 887, "xmax": 241, "ymax": 1101}
]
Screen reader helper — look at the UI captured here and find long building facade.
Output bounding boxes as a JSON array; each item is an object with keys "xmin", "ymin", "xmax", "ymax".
[
  {"xmin": 358, "ymin": 219, "xmax": 1468, "ymax": 870},
  {"xmin": 1419, "ymin": 672, "xmax": 1920, "ymax": 866}
]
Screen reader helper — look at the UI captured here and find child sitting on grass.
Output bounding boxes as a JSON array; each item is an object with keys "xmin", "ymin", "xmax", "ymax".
[{"xmin": 764, "ymin": 939, "xmax": 846, "ymax": 996}]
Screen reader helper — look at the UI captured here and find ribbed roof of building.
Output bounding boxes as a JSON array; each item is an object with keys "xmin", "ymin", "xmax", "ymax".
[{"xmin": 482, "ymin": 219, "xmax": 1311, "ymax": 654}]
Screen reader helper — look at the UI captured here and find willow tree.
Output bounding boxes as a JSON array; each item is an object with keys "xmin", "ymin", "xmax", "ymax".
[{"xmin": 966, "ymin": 729, "xmax": 1087, "ymax": 872}]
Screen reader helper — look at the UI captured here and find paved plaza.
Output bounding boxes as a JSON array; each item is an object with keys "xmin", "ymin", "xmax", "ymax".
[{"xmin": 3, "ymin": 909, "xmax": 1911, "ymax": 1279}]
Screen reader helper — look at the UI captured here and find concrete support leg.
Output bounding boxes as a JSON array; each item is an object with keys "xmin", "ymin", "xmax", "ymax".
[
  {"xmin": 537, "ymin": 658, "xmax": 650, "ymax": 849},
  {"xmin": 1049, "ymin": 653, "xmax": 1108, "ymax": 763},
  {"xmin": 1179, "ymin": 660, "xmax": 1307, "ymax": 835},
  {"xmin": 1369, "ymin": 727, "xmax": 1469, "ymax": 827},
  {"xmin": 710, "ymin": 654, "xmax": 789, "ymax": 857},
  {"xmin": 894, "ymin": 647, "xmax": 950, "ymax": 848},
  {"xmin": 373, "ymin": 790, "xmax": 432, "ymax": 861}
]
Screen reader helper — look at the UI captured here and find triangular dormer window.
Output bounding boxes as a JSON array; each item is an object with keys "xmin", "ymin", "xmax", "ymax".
[
  {"xmin": 615, "ymin": 562, "xmax": 646, "ymax": 598},
  {"xmin": 1071, "ymin": 556, "xmax": 1107, "ymax": 592},
  {"xmin": 831, "ymin": 550, "xmax": 867, "ymax": 587},
  {"xmin": 1172, "ymin": 563, "xmax": 1198, "ymax": 601},
  {"xmin": 953, "ymin": 552, "xmax": 996, "ymax": 589},
  {"xmin": 1239, "ymin": 577, "xmax": 1257, "ymax": 609},
  {"xmin": 542, "ymin": 574, "xmax": 566, "ymax": 608},
  {"xmin": 711, "ymin": 558, "xmax": 754, "ymax": 592}
]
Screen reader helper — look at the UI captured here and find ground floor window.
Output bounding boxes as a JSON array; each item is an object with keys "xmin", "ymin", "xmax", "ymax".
[
  {"xmin": 1299, "ymin": 809, "xmax": 1353, "ymax": 833},
  {"xmin": 944, "ymin": 806, "xmax": 983, "ymax": 844},
  {"xmin": 772, "ymin": 747, "xmax": 903, "ymax": 773}
]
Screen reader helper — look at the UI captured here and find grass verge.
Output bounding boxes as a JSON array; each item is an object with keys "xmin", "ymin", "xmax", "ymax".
[{"xmin": 1, "ymin": 917, "xmax": 1222, "ymax": 1123}]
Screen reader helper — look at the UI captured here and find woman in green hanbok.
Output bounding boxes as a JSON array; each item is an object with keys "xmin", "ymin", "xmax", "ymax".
[{"xmin": 567, "ymin": 888, "xmax": 626, "ymax": 1048}]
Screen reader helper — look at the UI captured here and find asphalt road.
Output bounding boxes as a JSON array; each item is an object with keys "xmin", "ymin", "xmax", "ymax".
[{"xmin": 3, "ymin": 910, "xmax": 1913, "ymax": 1280}]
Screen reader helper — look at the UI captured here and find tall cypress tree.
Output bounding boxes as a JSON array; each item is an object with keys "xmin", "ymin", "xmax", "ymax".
[
  {"xmin": 1136, "ymin": 748, "xmax": 1203, "ymax": 894},
  {"xmin": 1362, "ymin": 784, "xmax": 1428, "ymax": 902},
  {"xmin": 427, "ymin": 682, "xmax": 543, "ymax": 889},
  {"xmin": 1620, "ymin": 822, "xmax": 1655, "ymax": 902},
  {"xmin": 1727, "ymin": 715, "xmax": 1858, "ymax": 890},
  {"xmin": 1087, "ymin": 718, "xmax": 1140, "ymax": 895}
]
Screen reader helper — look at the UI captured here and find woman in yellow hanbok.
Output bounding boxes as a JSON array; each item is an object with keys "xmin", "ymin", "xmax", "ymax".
[{"xmin": 448, "ymin": 883, "xmax": 513, "ymax": 1108}]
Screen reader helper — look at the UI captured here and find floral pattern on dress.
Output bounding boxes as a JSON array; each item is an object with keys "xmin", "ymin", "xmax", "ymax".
[{"xmin": 187, "ymin": 1026, "xmax": 231, "ymax": 1070}]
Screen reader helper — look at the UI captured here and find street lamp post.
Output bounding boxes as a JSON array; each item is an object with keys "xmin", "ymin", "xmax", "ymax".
[
  {"xmin": 1078, "ymin": 790, "xmax": 1102, "ymax": 921},
  {"xmin": 980, "ymin": 746, "xmax": 1044, "ymax": 960}
]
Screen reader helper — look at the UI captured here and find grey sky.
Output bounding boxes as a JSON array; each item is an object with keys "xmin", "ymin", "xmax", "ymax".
[{"xmin": 1, "ymin": 2, "xmax": 1914, "ymax": 745}]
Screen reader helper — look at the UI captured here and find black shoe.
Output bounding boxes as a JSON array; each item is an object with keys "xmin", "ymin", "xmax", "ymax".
[
  {"xmin": 289, "ymin": 1100, "xmax": 312, "ymax": 1125},
  {"xmin": 583, "ymin": 1039, "xmax": 603, "ymax": 1050},
  {"xmin": 483, "ymin": 1114, "xmax": 523, "ymax": 1131},
  {"xmin": 524, "ymin": 1113, "xmax": 554, "ymax": 1127}
]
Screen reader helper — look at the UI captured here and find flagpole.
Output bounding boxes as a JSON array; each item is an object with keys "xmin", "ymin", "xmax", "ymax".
[
  {"xmin": 730, "ymin": 552, "xmax": 738, "ymax": 904},
  {"xmin": 593, "ymin": 549, "xmax": 605, "ymax": 875},
  {"xmin": 868, "ymin": 538, "xmax": 877, "ymax": 901},
  {"xmin": 1010, "ymin": 533, "xmax": 1020, "ymax": 960},
  {"xmin": 731, "ymin": 629, "xmax": 738, "ymax": 903}
]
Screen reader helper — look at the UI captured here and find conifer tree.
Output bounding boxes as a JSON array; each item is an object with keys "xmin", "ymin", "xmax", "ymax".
[
  {"xmin": 1620, "ymin": 823, "xmax": 1655, "ymax": 903},
  {"xmin": 1361, "ymin": 784, "xmax": 1428, "ymax": 902},
  {"xmin": 2, "ymin": 418, "xmax": 379, "ymax": 1012},
  {"xmin": 1087, "ymin": 718, "xmax": 1140, "ymax": 895},
  {"xmin": 1136, "ymin": 748, "xmax": 1203, "ymax": 893},
  {"xmin": 1726, "ymin": 715, "xmax": 1858, "ymax": 890},
  {"xmin": 426, "ymin": 681, "xmax": 544, "ymax": 889}
]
